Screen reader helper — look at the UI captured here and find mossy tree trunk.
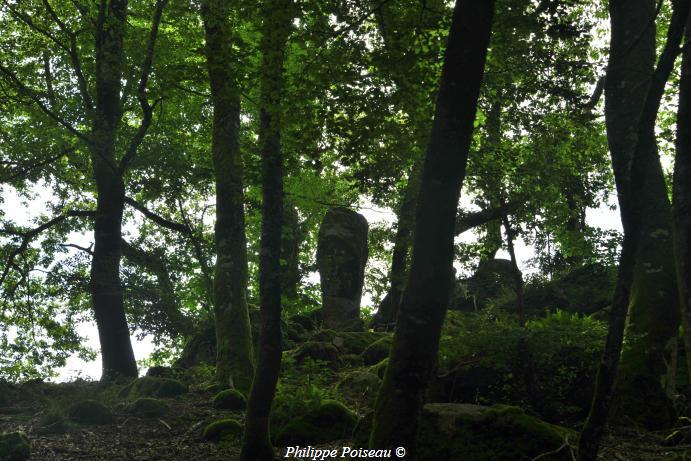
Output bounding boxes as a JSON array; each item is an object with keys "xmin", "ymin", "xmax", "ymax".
[
  {"xmin": 674, "ymin": 15, "xmax": 691, "ymax": 387},
  {"xmin": 604, "ymin": 0, "xmax": 681, "ymax": 430},
  {"xmin": 201, "ymin": 0, "xmax": 255, "ymax": 391},
  {"xmin": 239, "ymin": 1, "xmax": 292, "ymax": 459},
  {"xmin": 368, "ymin": 0, "xmax": 495, "ymax": 453},
  {"xmin": 578, "ymin": 3, "xmax": 691, "ymax": 459}
]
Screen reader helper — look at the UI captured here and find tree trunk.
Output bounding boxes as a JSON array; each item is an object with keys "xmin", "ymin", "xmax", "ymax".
[
  {"xmin": 280, "ymin": 204, "xmax": 303, "ymax": 301},
  {"xmin": 578, "ymin": 3, "xmax": 691, "ymax": 459},
  {"xmin": 606, "ymin": 0, "xmax": 681, "ymax": 430},
  {"xmin": 368, "ymin": 0, "xmax": 495, "ymax": 453},
  {"xmin": 201, "ymin": 0, "xmax": 255, "ymax": 391},
  {"xmin": 675, "ymin": 15, "xmax": 691, "ymax": 386},
  {"xmin": 90, "ymin": 0, "xmax": 137, "ymax": 380},
  {"xmin": 240, "ymin": 1, "xmax": 292, "ymax": 459}
]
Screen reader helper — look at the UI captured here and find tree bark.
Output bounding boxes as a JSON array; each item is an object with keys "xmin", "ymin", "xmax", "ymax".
[
  {"xmin": 578, "ymin": 2, "xmax": 691, "ymax": 459},
  {"xmin": 239, "ymin": 1, "xmax": 292, "ymax": 459},
  {"xmin": 201, "ymin": 0, "xmax": 255, "ymax": 391},
  {"xmin": 90, "ymin": 0, "xmax": 137, "ymax": 380},
  {"xmin": 605, "ymin": 0, "xmax": 681, "ymax": 430},
  {"xmin": 674, "ymin": 14, "xmax": 691, "ymax": 387},
  {"xmin": 368, "ymin": 0, "xmax": 495, "ymax": 453}
]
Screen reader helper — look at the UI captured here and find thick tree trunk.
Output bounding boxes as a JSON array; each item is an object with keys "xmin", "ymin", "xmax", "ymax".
[
  {"xmin": 90, "ymin": 0, "xmax": 137, "ymax": 380},
  {"xmin": 675, "ymin": 16, "xmax": 691, "ymax": 386},
  {"xmin": 368, "ymin": 0, "xmax": 495, "ymax": 453},
  {"xmin": 578, "ymin": 3, "xmax": 691, "ymax": 459},
  {"xmin": 240, "ymin": 1, "xmax": 292, "ymax": 459},
  {"xmin": 606, "ymin": 0, "xmax": 681, "ymax": 430},
  {"xmin": 201, "ymin": 0, "xmax": 255, "ymax": 391}
]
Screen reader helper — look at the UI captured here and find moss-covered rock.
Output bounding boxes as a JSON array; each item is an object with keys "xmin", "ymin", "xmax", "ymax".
[
  {"xmin": 119, "ymin": 376, "xmax": 188, "ymax": 399},
  {"xmin": 203, "ymin": 418, "xmax": 243, "ymax": 443},
  {"xmin": 292, "ymin": 341, "xmax": 342, "ymax": 369},
  {"xmin": 311, "ymin": 329, "xmax": 386, "ymax": 355},
  {"xmin": 212, "ymin": 389, "xmax": 246, "ymax": 410},
  {"xmin": 361, "ymin": 336, "xmax": 392, "ymax": 366},
  {"xmin": 201, "ymin": 382, "xmax": 228, "ymax": 395},
  {"xmin": 336, "ymin": 371, "xmax": 381, "ymax": 408},
  {"xmin": 35, "ymin": 412, "xmax": 68, "ymax": 435},
  {"xmin": 126, "ymin": 398, "xmax": 170, "ymax": 418},
  {"xmin": 274, "ymin": 400, "xmax": 357, "ymax": 445},
  {"xmin": 0, "ymin": 432, "xmax": 30, "ymax": 461},
  {"xmin": 369, "ymin": 358, "xmax": 388, "ymax": 379},
  {"xmin": 67, "ymin": 400, "xmax": 113, "ymax": 425},
  {"xmin": 289, "ymin": 313, "xmax": 315, "ymax": 332},
  {"xmin": 415, "ymin": 404, "xmax": 575, "ymax": 461}
]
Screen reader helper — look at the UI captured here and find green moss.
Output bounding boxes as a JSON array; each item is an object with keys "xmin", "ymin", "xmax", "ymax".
[
  {"xmin": 203, "ymin": 418, "xmax": 243, "ymax": 443},
  {"xmin": 369, "ymin": 358, "xmax": 388, "ymax": 379},
  {"xmin": 67, "ymin": 400, "xmax": 113, "ymax": 425},
  {"xmin": 415, "ymin": 404, "xmax": 575, "ymax": 461},
  {"xmin": 274, "ymin": 399, "xmax": 357, "ymax": 445},
  {"xmin": 212, "ymin": 389, "xmax": 246, "ymax": 410},
  {"xmin": 0, "ymin": 432, "xmax": 30, "ymax": 461},
  {"xmin": 311, "ymin": 329, "xmax": 386, "ymax": 355},
  {"xmin": 119, "ymin": 377, "xmax": 188, "ymax": 399},
  {"xmin": 292, "ymin": 341, "xmax": 342, "ymax": 369},
  {"xmin": 35, "ymin": 411, "xmax": 68, "ymax": 435},
  {"xmin": 336, "ymin": 371, "xmax": 381, "ymax": 408},
  {"xmin": 126, "ymin": 398, "xmax": 170, "ymax": 418},
  {"xmin": 361, "ymin": 336, "xmax": 393, "ymax": 366}
]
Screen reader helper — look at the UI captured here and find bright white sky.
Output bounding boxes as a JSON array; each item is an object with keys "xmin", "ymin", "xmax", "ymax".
[{"xmin": 1, "ymin": 179, "xmax": 624, "ymax": 381}]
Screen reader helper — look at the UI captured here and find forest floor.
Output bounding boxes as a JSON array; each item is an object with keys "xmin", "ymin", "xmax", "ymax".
[{"xmin": 1, "ymin": 379, "xmax": 690, "ymax": 460}]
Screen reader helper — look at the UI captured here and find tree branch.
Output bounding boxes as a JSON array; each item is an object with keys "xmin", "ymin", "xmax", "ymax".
[
  {"xmin": 0, "ymin": 210, "xmax": 94, "ymax": 287},
  {"xmin": 118, "ymin": 0, "xmax": 169, "ymax": 173},
  {"xmin": 455, "ymin": 201, "xmax": 519, "ymax": 235},
  {"xmin": 0, "ymin": 148, "xmax": 72, "ymax": 182},
  {"xmin": 124, "ymin": 197, "xmax": 191, "ymax": 235},
  {"xmin": 0, "ymin": 64, "xmax": 90, "ymax": 143}
]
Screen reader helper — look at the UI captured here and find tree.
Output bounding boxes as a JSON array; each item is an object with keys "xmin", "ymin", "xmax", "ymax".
[
  {"xmin": 578, "ymin": 1, "xmax": 691, "ymax": 459},
  {"xmin": 239, "ymin": 1, "xmax": 293, "ymax": 460},
  {"xmin": 604, "ymin": 0, "xmax": 683, "ymax": 430},
  {"xmin": 200, "ymin": 0, "xmax": 255, "ymax": 390},
  {"xmin": 0, "ymin": 0, "xmax": 169, "ymax": 380},
  {"xmin": 369, "ymin": 0, "xmax": 496, "ymax": 453},
  {"xmin": 674, "ymin": 13, "xmax": 691, "ymax": 388}
]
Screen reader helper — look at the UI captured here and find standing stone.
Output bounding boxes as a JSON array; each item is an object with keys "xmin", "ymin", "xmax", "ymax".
[{"xmin": 317, "ymin": 207, "xmax": 368, "ymax": 330}]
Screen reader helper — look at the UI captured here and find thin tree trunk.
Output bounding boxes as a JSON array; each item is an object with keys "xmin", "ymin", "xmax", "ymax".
[
  {"xmin": 280, "ymin": 204, "xmax": 303, "ymax": 301},
  {"xmin": 201, "ymin": 0, "xmax": 255, "ymax": 391},
  {"xmin": 369, "ymin": 0, "xmax": 495, "ymax": 453},
  {"xmin": 675, "ymin": 15, "xmax": 691, "ymax": 386},
  {"xmin": 240, "ymin": 1, "xmax": 292, "ymax": 459},
  {"xmin": 578, "ymin": 3, "xmax": 691, "ymax": 459},
  {"xmin": 502, "ymin": 214, "xmax": 525, "ymax": 326},
  {"xmin": 90, "ymin": 0, "xmax": 137, "ymax": 380}
]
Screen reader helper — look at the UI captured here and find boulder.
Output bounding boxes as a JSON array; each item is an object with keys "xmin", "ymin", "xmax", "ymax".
[
  {"xmin": 119, "ymin": 376, "xmax": 188, "ymax": 399},
  {"xmin": 67, "ymin": 400, "xmax": 113, "ymax": 425},
  {"xmin": 452, "ymin": 259, "xmax": 518, "ymax": 311},
  {"xmin": 35, "ymin": 412, "xmax": 68, "ymax": 435},
  {"xmin": 126, "ymin": 398, "xmax": 170, "ymax": 418},
  {"xmin": 292, "ymin": 341, "xmax": 342, "ymax": 370},
  {"xmin": 361, "ymin": 336, "xmax": 392, "ymax": 366},
  {"xmin": 274, "ymin": 400, "xmax": 357, "ymax": 445},
  {"xmin": 0, "ymin": 432, "xmax": 30, "ymax": 461},
  {"xmin": 212, "ymin": 389, "xmax": 247, "ymax": 410},
  {"xmin": 415, "ymin": 404, "xmax": 575, "ymax": 461},
  {"xmin": 203, "ymin": 419, "xmax": 243, "ymax": 443},
  {"xmin": 336, "ymin": 371, "xmax": 381, "ymax": 408},
  {"xmin": 311, "ymin": 329, "xmax": 386, "ymax": 355},
  {"xmin": 316, "ymin": 208, "xmax": 368, "ymax": 330}
]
